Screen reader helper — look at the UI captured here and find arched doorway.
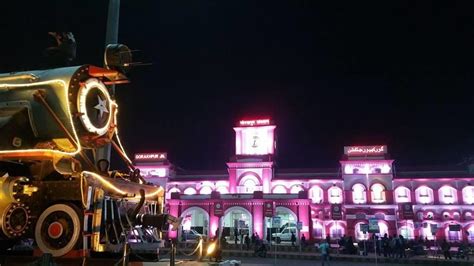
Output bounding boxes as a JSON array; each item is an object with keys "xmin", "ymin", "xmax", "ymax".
[
  {"xmin": 179, "ymin": 207, "xmax": 209, "ymax": 242},
  {"xmin": 222, "ymin": 206, "xmax": 252, "ymax": 243},
  {"xmin": 264, "ymin": 207, "xmax": 297, "ymax": 243}
]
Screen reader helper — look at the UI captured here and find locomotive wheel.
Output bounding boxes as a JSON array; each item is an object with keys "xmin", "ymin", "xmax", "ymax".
[{"xmin": 34, "ymin": 203, "xmax": 82, "ymax": 257}]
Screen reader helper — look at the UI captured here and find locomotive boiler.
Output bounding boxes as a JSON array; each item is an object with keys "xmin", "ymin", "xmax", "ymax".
[{"xmin": 0, "ymin": 49, "xmax": 179, "ymax": 257}]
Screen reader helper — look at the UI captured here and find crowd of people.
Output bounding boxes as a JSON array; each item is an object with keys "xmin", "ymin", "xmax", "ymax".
[{"xmin": 213, "ymin": 228, "xmax": 472, "ymax": 262}]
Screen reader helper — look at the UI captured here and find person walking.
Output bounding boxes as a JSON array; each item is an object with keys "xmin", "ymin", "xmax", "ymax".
[
  {"xmin": 234, "ymin": 228, "xmax": 239, "ymax": 245},
  {"xmin": 245, "ymin": 235, "xmax": 251, "ymax": 250},
  {"xmin": 301, "ymin": 234, "xmax": 306, "ymax": 248},
  {"xmin": 291, "ymin": 232, "xmax": 297, "ymax": 247},
  {"xmin": 319, "ymin": 239, "xmax": 331, "ymax": 266},
  {"xmin": 441, "ymin": 239, "xmax": 452, "ymax": 260}
]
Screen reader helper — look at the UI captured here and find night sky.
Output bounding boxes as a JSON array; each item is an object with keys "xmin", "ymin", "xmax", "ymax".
[{"xmin": 1, "ymin": 1, "xmax": 474, "ymax": 171}]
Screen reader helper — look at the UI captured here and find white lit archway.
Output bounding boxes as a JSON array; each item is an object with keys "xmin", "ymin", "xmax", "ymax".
[
  {"xmin": 352, "ymin": 183, "xmax": 367, "ymax": 204},
  {"xmin": 199, "ymin": 186, "xmax": 213, "ymax": 195},
  {"xmin": 439, "ymin": 186, "xmax": 458, "ymax": 204},
  {"xmin": 309, "ymin": 185, "xmax": 324, "ymax": 203},
  {"xmin": 223, "ymin": 206, "xmax": 253, "ymax": 239},
  {"xmin": 328, "ymin": 186, "xmax": 343, "ymax": 204},
  {"xmin": 180, "ymin": 207, "xmax": 210, "ymax": 239},
  {"xmin": 275, "ymin": 206, "xmax": 297, "ymax": 228},
  {"xmin": 272, "ymin": 185, "xmax": 287, "ymax": 194},
  {"xmin": 394, "ymin": 186, "xmax": 411, "ymax": 203},
  {"xmin": 290, "ymin": 185, "xmax": 304, "ymax": 194},
  {"xmin": 183, "ymin": 187, "xmax": 197, "ymax": 195}
]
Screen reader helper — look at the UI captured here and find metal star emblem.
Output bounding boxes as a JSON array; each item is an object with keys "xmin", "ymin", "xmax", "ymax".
[{"xmin": 94, "ymin": 96, "xmax": 109, "ymax": 118}]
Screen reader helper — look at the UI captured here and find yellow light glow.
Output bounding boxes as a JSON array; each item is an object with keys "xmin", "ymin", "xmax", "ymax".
[
  {"xmin": 206, "ymin": 241, "xmax": 216, "ymax": 255},
  {"xmin": 77, "ymin": 78, "xmax": 113, "ymax": 136},
  {"xmin": 81, "ymin": 171, "xmax": 163, "ymax": 200},
  {"xmin": 0, "ymin": 79, "xmax": 82, "ymax": 157}
]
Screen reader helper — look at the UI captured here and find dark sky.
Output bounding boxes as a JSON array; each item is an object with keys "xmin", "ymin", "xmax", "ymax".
[{"xmin": 1, "ymin": 1, "xmax": 474, "ymax": 170}]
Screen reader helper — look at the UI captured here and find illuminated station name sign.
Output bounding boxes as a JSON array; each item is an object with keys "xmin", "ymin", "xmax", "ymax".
[
  {"xmin": 239, "ymin": 119, "xmax": 271, "ymax": 127},
  {"xmin": 134, "ymin": 153, "xmax": 167, "ymax": 161},
  {"xmin": 344, "ymin": 145, "xmax": 387, "ymax": 156}
]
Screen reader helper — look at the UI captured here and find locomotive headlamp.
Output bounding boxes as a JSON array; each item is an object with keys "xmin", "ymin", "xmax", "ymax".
[{"xmin": 77, "ymin": 78, "xmax": 113, "ymax": 136}]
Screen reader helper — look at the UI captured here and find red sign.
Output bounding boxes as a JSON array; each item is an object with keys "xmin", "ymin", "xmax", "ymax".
[
  {"xmin": 344, "ymin": 145, "xmax": 387, "ymax": 156},
  {"xmin": 331, "ymin": 204, "xmax": 343, "ymax": 220},
  {"xmin": 134, "ymin": 153, "xmax": 167, "ymax": 161},
  {"xmin": 399, "ymin": 203, "xmax": 414, "ymax": 219},
  {"xmin": 264, "ymin": 202, "xmax": 274, "ymax": 217},
  {"xmin": 239, "ymin": 119, "xmax": 270, "ymax": 127},
  {"xmin": 214, "ymin": 202, "xmax": 224, "ymax": 217}
]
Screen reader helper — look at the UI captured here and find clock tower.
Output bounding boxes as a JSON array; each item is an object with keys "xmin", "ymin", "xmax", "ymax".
[{"xmin": 227, "ymin": 118, "xmax": 276, "ymax": 194}]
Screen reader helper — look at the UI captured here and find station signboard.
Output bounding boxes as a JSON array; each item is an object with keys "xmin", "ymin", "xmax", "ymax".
[
  {"xmin": 264, "ymin": 201, "xmax": 274, "ymax": 217},
  {"xmin": 331, "ymin": 204, "xmax": 342, "ymax": 220},
  {"xmin": 368, "ymin": 218, "xmax": 380, "ymax": 233},
  {"xmin": 214, "ymin": 201, "xmax": 224, "ymax": 217},
  {"xmin": 272, "ymin": 216, "xmax": 281, "ymax": 228}
]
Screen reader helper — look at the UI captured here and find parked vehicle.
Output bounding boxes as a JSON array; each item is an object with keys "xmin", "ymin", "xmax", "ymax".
[
  {"xmin": 271, "ymin": 226, "xmax": 297, "ymax": 243},
  {"xmin": 182, "ymin": 229, "xmax": 206, "ymax": 241}
]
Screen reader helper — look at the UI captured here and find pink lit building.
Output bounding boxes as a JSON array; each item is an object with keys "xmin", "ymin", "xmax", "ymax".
[{"xmin": 135, "ymin": 119, "xmax": 474, "ymax": 243}]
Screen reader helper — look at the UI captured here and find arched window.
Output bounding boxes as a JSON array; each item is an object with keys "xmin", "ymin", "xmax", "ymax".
[
  {"xmin": 199, "ymin": 186, "xmax": 213, "ymax": 195},
  {"xmin": 446, "ymin": 224, "xmax": 462, "ymax": 242},
  {"xmin": 216, "ymin": 186, "xmax": 229, "ymax": 194},
  {"xmin": 352, "ymin": 183, "xmax": 367, "ymax": 204},
  {"xmin": 453, "ymin": 212, "xmax": 460, "ymax": 221},
  {"xmin": 439, "ymin": 186, "xmax": 457, "ymax": 204},
  {"xmin": 394, "ymin": 186, "xmax": 411, "ymax": 203},
  {"xmin": 421, "ymin": 222, "xmax": 437, "ymax": 240},
  {"xmin": 328, "ymin": 186, "xmax": 343, "ymax": 204},
  {"xmin": 371, "ymin": 183, "xmax": 386, "ymax": 203},
  {"xmin": 290, "ymin": 185, "xmax": 304, "ymax": 194},
  {"xmin": 238, "ymin": 174, "xmax": 261, "ymax": 194},
  {"xmin": 355, "ymin": 222, "xmax": 369, "ymax": 240},
  {"xmin": 183, "ymin": 187, "xmax": 197, "ymax": 195},
  {"xmin": 166, "ymin": 187, "xmax": 181, "ymax": 199},
  {"xmin": 399, "ymin": 222, "xmax": 414, "ymax": 239},
  {"xmin": 272, "ymin": 185, "xmax": 287, "ymax": 194},
  {"xmin": 309, "ymin": 186, "xmax": 324, "ymax": 203},
  {"xmin": 442, "ymin": 212, "xmax": 451, "ymax": 221},
  {"xmin": 378, "ymin": 222, "xmax": 389, "ymax": 237},
  {"xmin": 313, "ymin": 220, "xmax": 325, "ymax": 239},
  {"xmin": 463, "ymin": 186, "xmax": 474, "ymax": 204},
  {"xmin": 465, "ymin": 212, "xmax": 472, "ymax": 221},
  {"xmin": 415, "ymin": 186, "xmax": 434, "ymax": 204},
  {"xmin": 329, "ymin": 222, "xmax": 344, "ymax": 239},
  {"xmin": 467, "ymin": 226, "xmax": 474, "ymax": 243}
]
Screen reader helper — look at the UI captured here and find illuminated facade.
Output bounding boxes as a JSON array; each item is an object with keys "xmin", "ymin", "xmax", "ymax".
[{"xmin": 135, "ymin": 120, "xmax": 474, "ymax": 243}]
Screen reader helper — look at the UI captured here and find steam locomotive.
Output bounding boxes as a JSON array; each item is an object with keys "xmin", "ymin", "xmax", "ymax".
[{"xmin": 0, "ymin": 45, "xmax": 179, "ymax": 257}]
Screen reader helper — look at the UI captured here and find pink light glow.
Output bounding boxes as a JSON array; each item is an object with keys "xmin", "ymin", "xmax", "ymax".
[
  {"xmin": 343, "ymin": 162, "xmax": 391, "ymax": 174},
  {"xmin": 252, "ymin": 204, "xmax": 264, "ymax": 237},
  {"xmin": 210, "ymin": 217, "xmax": 219, "ymax": 238}
]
